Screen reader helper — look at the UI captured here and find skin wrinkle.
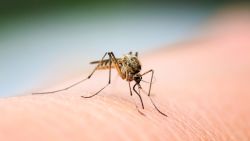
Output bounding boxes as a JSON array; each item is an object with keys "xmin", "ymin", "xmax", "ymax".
[
  {"xmin": 193, "ymin": 111, "xmax": 217, "ymax": 140},
  {"xmin": 100, "ymin": 99, "xmax": 153, "ymax": 141},
  {"xmin": 176, "ymin": 109, "xmax": 202, "ymax": 140},
  {"xmin": 54, "ymin": 95, "xmax": 124, "ymax": 140},
  {"xmin": 42, "ymin": 97, "xmax": 88, "ymax": 139},
  {"xmin": 186, "ymin": 103, "xmax": 217, "ymax": 140},
  {"xmin": 195, "ymin": 107, "xmax": 217, "ymax": 140},
  {"xmin": 85, "ymin": 105, "xmax": 117, "ymax": 140},
  {"xmin": 158, "ymin": 95, "xmax": 219, "ymax": 140},
  {"xmin": 17, "ymin": 98, "xmax": 57, "ymax": 138},
  {"xmin": 143, "ymin": 113, "xmax": 171, "ymax": 140},
  {"xmin": 211, "ymin": 108, "xmax": 233, "ymax": 140},
  {"xmin": 72, "ymin": 99, "xmax": 104, "ymax": 141},
  {"xmin": 154, "ymin": 105, "xmax": 185, "ymax": 140},
  {"xmin": 149, "ymin": 102, "xmax": 179, "ymax": 140},
  {"xmin": 83, "ymin": 95, "xmax": 168, "ymax": 141},
  {"xmin": 1, "ymin": 95, "xmax": 105, "ymax": 140},
  {"xmin": 216, "ymin": 115, "xmax": 236, "ymax": 140},
  {"xmin": 172, "ymin": 109, "xmax": 196, "ymax": 140},
  {"xmin": 112, "ymin": 95, "xmax": 170, "ymax": 140},
  {"xmin": 32, "ymin": 96, "xmax": 83, "ymax": 140},
  {"xmin": 83, "ymin": 97, "xmax": 132, "ymax": 141},
  {"xmin": 92, "ymin": 96, "xmax": 152, "ymax": 141},
  {"xmin": 103, "ymin": 107, "xmax": 131, "ymax": 141},
  {"xmin": 215, "ymin": 97, "xmax": 244, "ymax": 137},
  {"xmin": 0, "ymin": 97, "xmax": 58, "ymax": 140},
  {"xmin": 167, "ymin": 94, "xmax": 219, "ymax": 139},
  {"xmin": 151, "ymin": 43, "xmax": 247, "ymax": 140}
]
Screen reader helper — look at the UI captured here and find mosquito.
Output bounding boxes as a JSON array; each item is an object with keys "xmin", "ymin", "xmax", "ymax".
[{"xmin": 33, "ymin": 52, "xmax": 167, "ymax": 117}]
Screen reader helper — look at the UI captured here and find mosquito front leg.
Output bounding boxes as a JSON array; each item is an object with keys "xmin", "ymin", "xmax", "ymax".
[
  {"xmin": 81, "ymin": 52, "xmax": 112, "ymax": 98},
  {"xmin": 32, "ymin": 52, "xmax": 108, "ymax": 95},
  {"xmin": 148, "ymin": 96, "xmax": 167, "ymax": 117},
  {"xmin": 141, "ymin": 69, "xmax": 167, "ymax": 117},
  {"xmin": 141, "ymin": 69, "xmax": 154, "ymax": 96}
]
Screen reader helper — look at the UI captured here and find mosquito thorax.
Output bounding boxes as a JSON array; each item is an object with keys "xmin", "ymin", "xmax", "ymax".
[{"xmin": 119, "ymin": 54, "xmax": 142, "ymax": 81}]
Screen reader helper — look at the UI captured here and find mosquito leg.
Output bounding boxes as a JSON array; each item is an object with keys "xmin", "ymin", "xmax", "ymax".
[
  {"xmin": 87, "ymin": 52, "xmax": 108, "ymax": 79},
  {"xmin": 32, "ymin": 52, "xmax": 108, "ymax": 95},
  {"xmin": 128, "ymin": 82, "xmax": 145, "ymax": 115},
  {"xmin": 81, "ymin": 52, "xmax": 112, "ymax": 98},
  {"xmin": 109, "ymin": 52, "xmax": 126, "ymax": 79},
  {"xmin": 148, "ymin": 96, "xmax": 167, "ymax": 117},
  {"xmin": 133, "ymin": 84, "xmax": 144, "ymax": 109},
  {"xmin": 141, "ymin": 69, "xmax": 167, "ymax": 117},
  {"xmin": 141, "ymin": 69, "xmax": 154, "ymax": 96}
]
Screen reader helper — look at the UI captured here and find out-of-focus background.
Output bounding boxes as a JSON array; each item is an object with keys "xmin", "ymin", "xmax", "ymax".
[{"xmin": 0, "ymin": 1, "xmax": 247, "ymax": 97}]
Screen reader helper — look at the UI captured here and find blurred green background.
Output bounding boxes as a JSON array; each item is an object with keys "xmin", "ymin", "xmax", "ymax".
[{"xmin": 0, "ymin": 1, "xmax": 241, "ymax": 97}]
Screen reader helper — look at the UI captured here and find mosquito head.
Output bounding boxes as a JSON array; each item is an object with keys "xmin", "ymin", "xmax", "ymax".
[{"xmin": 133, "ymin": 73, "xmax": 142, "ymax": 84}]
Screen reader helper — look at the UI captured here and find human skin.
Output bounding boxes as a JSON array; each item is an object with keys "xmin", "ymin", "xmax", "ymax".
[{"xmin": 0, "ymin": 9, "xmax": 250, "ymax": 141}]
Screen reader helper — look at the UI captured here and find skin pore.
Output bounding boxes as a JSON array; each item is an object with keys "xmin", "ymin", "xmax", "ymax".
[{"xmin": 0, "ymin": 8, "xmax": 250, "ymax": 141}]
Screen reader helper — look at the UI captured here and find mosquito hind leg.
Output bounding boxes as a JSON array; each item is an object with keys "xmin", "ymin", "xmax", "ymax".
[
  {"xmin": 32, "ymin": 52, "xmax": 109, "ymax": 95},
  {"xmin": 81, "ymin": 52, "xmax": 112, "ymax": 98}
]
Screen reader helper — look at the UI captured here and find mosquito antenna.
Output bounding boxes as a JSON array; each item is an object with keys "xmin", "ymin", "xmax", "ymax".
[{"xmin": 32, "ymin": 77, "xmax": 88, "ymax": 94}]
